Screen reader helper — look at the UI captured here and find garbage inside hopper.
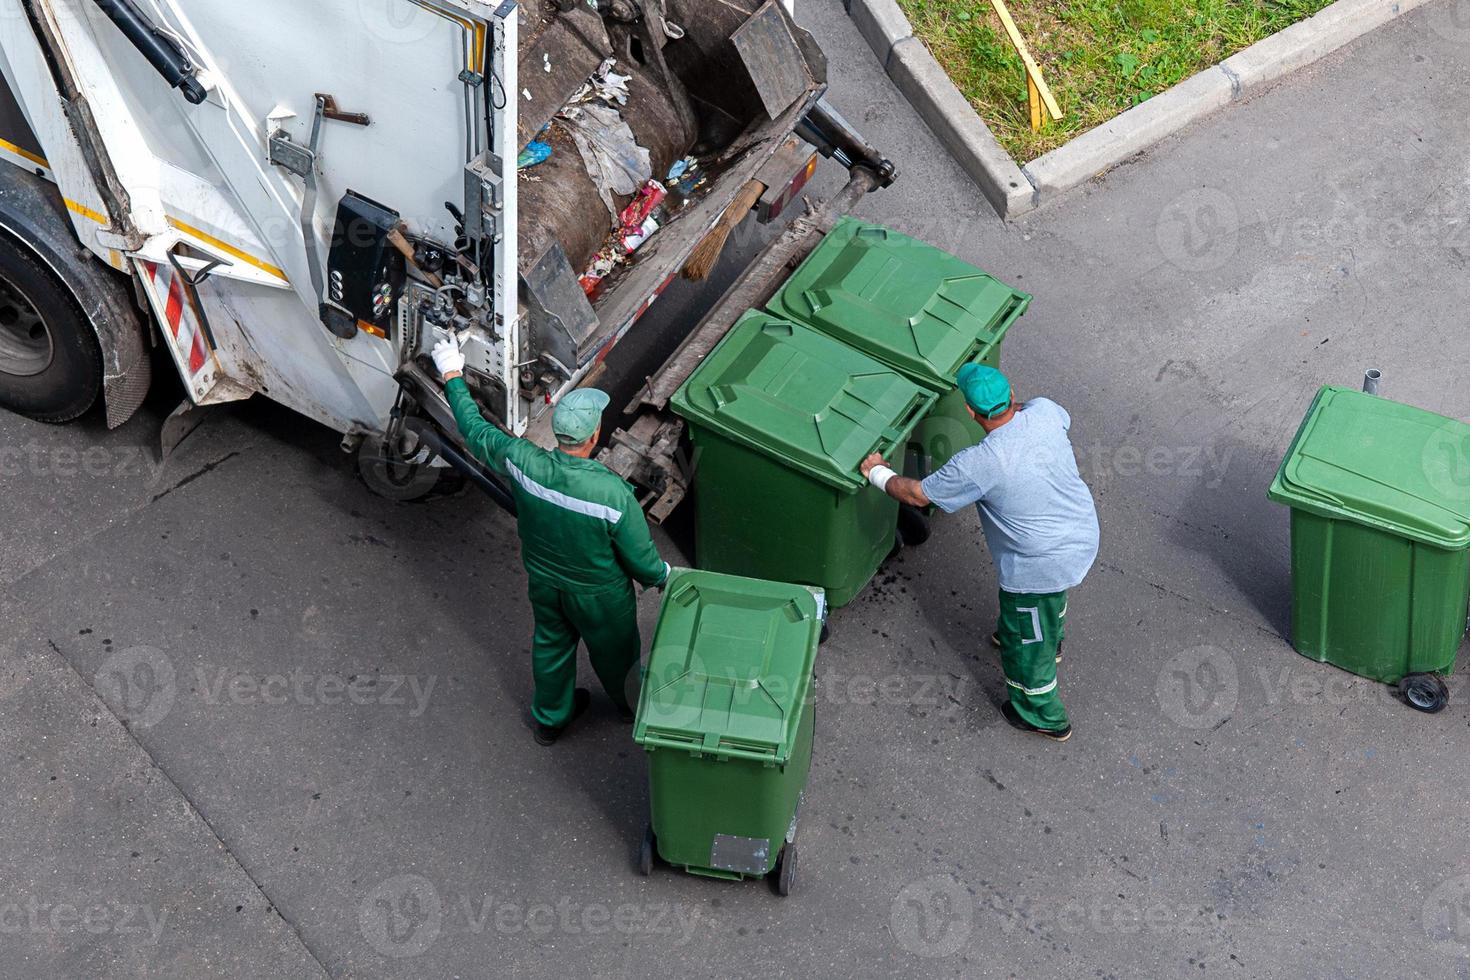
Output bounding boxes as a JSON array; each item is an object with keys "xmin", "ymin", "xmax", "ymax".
[
  {"xmin": 518, "ymin": 140, "xmax": 553, "ymax": 169},
  {"xmin": 558, "ymin": 101, "xmax": 651, "ymax": 221},
  {"xmin": 577, "ymin": 177, "xmax": 668, "ymax": 298},
  {"xmin": 517, "ymin": 45, "xmax": 695, "ymax": 280}
]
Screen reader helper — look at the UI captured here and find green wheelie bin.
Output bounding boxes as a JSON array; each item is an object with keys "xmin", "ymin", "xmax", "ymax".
[
  {"xmin": 1267, "ymin": 386, "xmax": 1470, "ymax": 712},
  {"xmin": 633, "ymin": 568, "xmax": 824, "ymax": 896},
  {"xmin": 766, "ymin": 216, "xmax": 1031, "ymax": 474},
  {"xmin": 670, "ymin": 310, "xmax": 934, "ymax": 608}
]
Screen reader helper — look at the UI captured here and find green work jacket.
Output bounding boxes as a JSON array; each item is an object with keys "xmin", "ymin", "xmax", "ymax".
[{"xmin": 446, "ymin": 377, "xmax": 669, "ymax": 591}]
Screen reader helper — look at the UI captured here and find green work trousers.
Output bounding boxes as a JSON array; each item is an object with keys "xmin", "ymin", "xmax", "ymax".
[
  {"xmin": 996, "ymin": 588, "xmax": 1069, "ymax": 731},
  {"xmin": 528, "ymin": 577, "xmax": 640, "ymax": 728}
]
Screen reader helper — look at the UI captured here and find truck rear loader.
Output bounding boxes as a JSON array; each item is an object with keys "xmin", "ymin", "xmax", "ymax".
[{"xmin": 0, "ymin": 0, "xmax": 892, "ymax": 512}]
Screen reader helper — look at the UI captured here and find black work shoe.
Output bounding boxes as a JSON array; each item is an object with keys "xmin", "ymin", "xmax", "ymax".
[
  {"xmin": 991, "ymin": 633, "xmax": 1064, "ymax": 663},
  {"xmin": 1001, "ymin": 702, "xmax": 1072, "ymax": 742},
  {"xmin": 615, "ymin": 702, "xmax": 635, "ymax": 724},
  {"xmin": 534, "ymin": 688, "xmax": 591, "ymax": 746}
]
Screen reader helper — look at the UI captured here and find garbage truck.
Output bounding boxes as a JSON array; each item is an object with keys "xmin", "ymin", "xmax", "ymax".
[{"xmin": 0, "ymin": 0, "xmax": 894, "ymax": 510}]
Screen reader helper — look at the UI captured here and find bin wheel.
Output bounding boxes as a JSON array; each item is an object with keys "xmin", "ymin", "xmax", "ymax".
[
  {"xmin": 774, "ymin": 843, "xmax": 798, "ymax": 897},
  {"xmin": 638, "ymin": 824, "xmax": 656, "ymax": 876},
  {"xmin": 896, "ymin": 504, "xmax": 931, "ymax": 547},
  {"xmin": 1398, "ymin": 673, "xmax": 1449, "ymax": 714},
  {"xmin": 819, "ymin": 620, "xmax": 832, "ymax": 645}
]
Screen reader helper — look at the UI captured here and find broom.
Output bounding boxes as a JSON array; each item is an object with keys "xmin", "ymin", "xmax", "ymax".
[{"xmin": 682, "ymin": 178, "xmax": 766, "ymax": 281}]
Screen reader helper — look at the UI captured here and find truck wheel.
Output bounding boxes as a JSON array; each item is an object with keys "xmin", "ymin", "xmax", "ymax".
[
  {"xmin": 1398, "ymin": 673, "xmax": 1449, "ymax": 714},
  {"xmin": 357, "ymin": 431, "xmax": 444, "ymax": 501},
  {"xmin": 0, "ymin": 245, "xmax": 102, "ymax": 423}
]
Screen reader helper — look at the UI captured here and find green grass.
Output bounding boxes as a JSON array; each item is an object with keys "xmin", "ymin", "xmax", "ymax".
[{"xmin": 898, "ymin": 0, "xmax": 1335, "ymax": 160}]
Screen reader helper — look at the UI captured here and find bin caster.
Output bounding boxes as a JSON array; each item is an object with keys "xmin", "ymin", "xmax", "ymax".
[
  {"xmin": 638, "ymin": 824, "xmax": 656, "ymax": 876},
  {"xmin": 897, "ymin": 504, "xmax": 931, "ymax": 547},
  {"xmin": 773, "ymin": 843, "xmax": 798, "ymax": 897},
  {"xmin": 1398, "ymin": 673, "xmax": 1449, "ymax": 714}
]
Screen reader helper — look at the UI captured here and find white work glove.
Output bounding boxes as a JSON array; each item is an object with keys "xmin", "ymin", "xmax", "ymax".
[{"xmin": 432, "ymin": 332, "xmax": 466, "ymax": 378}]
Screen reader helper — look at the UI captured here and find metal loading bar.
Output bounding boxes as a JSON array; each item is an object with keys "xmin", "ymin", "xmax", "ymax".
[
  {"xmin": 602, "ymin": 166, "xmax": 884, "ymax": 522},
  {"xmin": 630, "ymin": 168, "xmax": 882, "ymax": 415}
]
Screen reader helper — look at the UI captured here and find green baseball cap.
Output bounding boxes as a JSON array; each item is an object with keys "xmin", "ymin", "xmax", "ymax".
[
  {"xmin": 956, "ymin": 363, "xmax": 1012, "ymax": 418},
  {"xmin": 552, "ymin": 387, "xmax": 610, "ymax": 444}
]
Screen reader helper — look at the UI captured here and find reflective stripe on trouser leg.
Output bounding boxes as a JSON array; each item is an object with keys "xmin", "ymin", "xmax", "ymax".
[{"xmin": 997, "ymin": 588, "xmax": 1070, "ymax": 731}]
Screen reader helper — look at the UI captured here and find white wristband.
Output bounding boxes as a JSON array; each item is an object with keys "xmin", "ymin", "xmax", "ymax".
[{"xmin": 868, "ymin": 465, "xmax": 897, "ymax": 493}]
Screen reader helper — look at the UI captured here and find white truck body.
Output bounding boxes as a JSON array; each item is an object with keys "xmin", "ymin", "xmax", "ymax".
[
  {"xmin": 1, "ymin": 0, "xmax": 517, "ymax": 433},
  {"xmin": 0, "ymin": 0, "xmax": 887, "ymax": 512}
]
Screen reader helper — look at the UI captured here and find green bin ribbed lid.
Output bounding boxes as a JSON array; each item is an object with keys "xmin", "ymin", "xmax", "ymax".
[
  {"xmin": 634, "ymin": 569, "xmax": 823, "ymax": 763},
  {"xmin": 670, "ymin": 311, "xmax": 934, "ymax": 491},
  {"xmin": 767, "ymin": 216, "xmax": 1031, "ymax": 390},
  {"xmin": 1267, "ymin": 386, "xmax": 1470, "ymax": 549}
]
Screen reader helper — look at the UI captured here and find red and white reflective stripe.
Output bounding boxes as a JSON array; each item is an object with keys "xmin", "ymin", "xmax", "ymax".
[{"xmin": 145, "ymin": 262, "xmax": 209, "ymax": 375}]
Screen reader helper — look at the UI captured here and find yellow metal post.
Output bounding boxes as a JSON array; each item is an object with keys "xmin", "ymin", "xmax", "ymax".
[{"xmin": 988, "ymin": 0, "xmax": 1062, "ymax": 131}]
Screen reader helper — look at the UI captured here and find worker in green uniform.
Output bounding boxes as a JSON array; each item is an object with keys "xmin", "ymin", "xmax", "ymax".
[
  {"xmin": 433, "ymin": 334, "xmax": 669, "ymax": 746},
  {"xmin": 859, "ymin": 365, "xmax": 1098, "ymax": 742}
]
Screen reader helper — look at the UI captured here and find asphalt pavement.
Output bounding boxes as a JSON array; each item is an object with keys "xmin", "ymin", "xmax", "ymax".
[{"xmin": 3, "ymin": 1, "xmax": 1470, "ymax": 977}]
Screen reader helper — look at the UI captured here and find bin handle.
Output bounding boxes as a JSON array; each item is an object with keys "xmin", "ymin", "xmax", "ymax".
[
  {"xmin": 871, "ymin": 395, "xmax": 930, "ymax": 460},
  {"xmin": 962, "ymin": 292, "xmax": 1030, "ymax": 356}
]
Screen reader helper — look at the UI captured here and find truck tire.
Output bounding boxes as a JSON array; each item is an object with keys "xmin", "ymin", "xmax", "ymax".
[
  {"xmin": 0, "ymin": 243, "xmax": 102, "ymax": 423},
  {"xmin": 356, "ymin": 432, "xmax": 444, "ymax": 502}
]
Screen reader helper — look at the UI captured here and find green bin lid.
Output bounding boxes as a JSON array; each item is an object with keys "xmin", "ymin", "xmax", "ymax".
[
  {"xmin": 1267, "ymin": 386, "xmax": 1470, "ymax": 549},
  {"xmin": 670, "ymin": 311, "xmax": 934, "ymax": 492},
  {"xmin": 634, "ymin": 569, "xmax": 823, "ymax": 763},
  {"xmin": 767, "ymin": 216, "xmax": 1031, "ymax": 391}
]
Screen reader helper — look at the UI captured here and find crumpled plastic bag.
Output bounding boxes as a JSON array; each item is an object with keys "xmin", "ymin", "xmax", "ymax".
[
  {"xmin": 517, "ymin": 140, "xmax": 552, "ymax": 169},
  {"xmin": 559, "ymin": 102, "xmax": 652, "ymax": 223},
  {"xmin": 567, "ymin": 56, "xmax": 632, "ymax": 108}
]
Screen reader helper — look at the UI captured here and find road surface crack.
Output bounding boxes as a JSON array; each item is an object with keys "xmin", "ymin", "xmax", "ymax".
[
  {"xmin": 151, "ymin": 451, "xmax": 241, "ymax": 503},
  {"xmin": 41, "ymin": 634, "xmax": 335, "ymax": 979}
]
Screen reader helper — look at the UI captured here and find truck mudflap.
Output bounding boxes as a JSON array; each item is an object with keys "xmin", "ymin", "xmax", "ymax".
[
  {"xmin": 600, "ymin": 166, "xmax": 884, "ymax": 521},
  {"xmin": 130, "ymin": 255, "xmax": 250, "ymax": 406}
]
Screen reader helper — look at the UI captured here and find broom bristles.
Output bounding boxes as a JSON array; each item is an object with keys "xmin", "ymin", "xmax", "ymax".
[{"xmin": 683, "ymin": 179, "xmax": 766, "ymax": 281}]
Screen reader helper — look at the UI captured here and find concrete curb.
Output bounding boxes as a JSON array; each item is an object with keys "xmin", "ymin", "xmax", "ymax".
[
  {"xmin": 848, "ymin": 0, "xmax": 1436, "ymax": 218},
  {"xmin": 849, "ymin": 0, "xmax": 911, "ymax": 67},
  {"xmin": 887, "ymin": 37, "xmax": 1035, "ymax": 217},
  {"xmin": 1219, "ymin": 0, "xmax": 1429, "ymax": 89},
  {"xmin": 1022, "ymin": 65, "xmax": 1235, "ymax": 198}
]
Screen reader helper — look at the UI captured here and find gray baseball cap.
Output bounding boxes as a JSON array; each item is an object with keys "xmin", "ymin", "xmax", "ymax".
[{"xmin": 552, "ymin": 388, "xmax": 610, "ymax": 444}]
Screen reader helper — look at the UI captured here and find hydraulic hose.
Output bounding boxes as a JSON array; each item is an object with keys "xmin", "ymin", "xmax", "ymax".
[
  {"xmin": 404, "ymin": 419, "xmax": 518, "ymax": 516},
  {"xmin": 89, "ymin": 0, "xmax": 207, "ymax": 104}
]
